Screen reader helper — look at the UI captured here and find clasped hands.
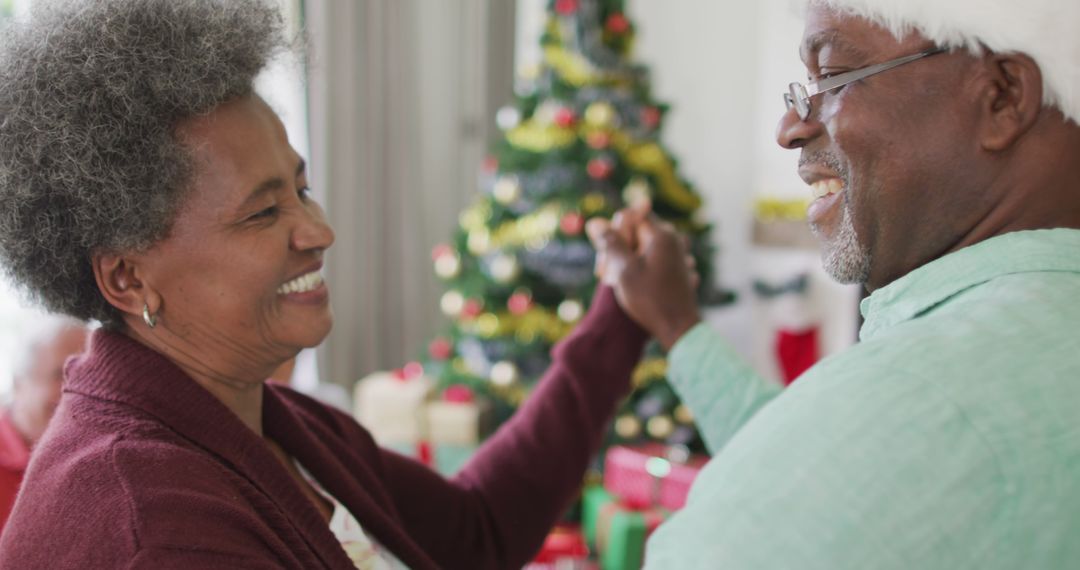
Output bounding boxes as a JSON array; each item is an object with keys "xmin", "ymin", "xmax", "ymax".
[{"xmin": 585, "ymin": 200, "xmax": 702, "ymax": 351}]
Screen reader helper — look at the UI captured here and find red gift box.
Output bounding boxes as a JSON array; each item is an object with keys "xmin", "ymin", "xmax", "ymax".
[
  {"xmin": 525, "ymin": 525, "xmax": 594, "ymax": 570},
  {"xmin": 603, "ymin": 444, "xmax": 708, "ymax": 511}
]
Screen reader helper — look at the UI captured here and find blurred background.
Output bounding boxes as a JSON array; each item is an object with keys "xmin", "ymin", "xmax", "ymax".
[{"xmin": 0, "ymin": 0, "xmax": 859, "ymax": 402}]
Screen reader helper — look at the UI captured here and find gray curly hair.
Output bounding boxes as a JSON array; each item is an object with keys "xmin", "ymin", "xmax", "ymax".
[{"xmin": 0, "ymin": 0, "xmax": 290, "ymax": 328}]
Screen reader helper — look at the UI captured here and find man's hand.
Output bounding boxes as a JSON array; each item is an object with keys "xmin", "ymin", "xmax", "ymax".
[{"xmin": 587, "ymin": 204, "xmax": 702, "ymax": 351}]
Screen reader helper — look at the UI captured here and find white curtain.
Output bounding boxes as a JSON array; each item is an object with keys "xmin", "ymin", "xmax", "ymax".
[{"xmin": 305, "ymin": 1, "xmax": 517, "ymax": 391}]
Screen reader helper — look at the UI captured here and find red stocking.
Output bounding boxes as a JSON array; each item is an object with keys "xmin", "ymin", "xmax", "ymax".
[{"xmin": 775, "ymin": 327, "xmax": 819, "ymax": 385}]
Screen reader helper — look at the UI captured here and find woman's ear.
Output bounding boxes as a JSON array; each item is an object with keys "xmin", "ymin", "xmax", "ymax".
[
  {"xmin": 91, "ymin": 251, "xmax": 159, "ymax": 320},
  {"xmin": 977, "ymin": 52, "xmax": 1044, "ymax": 152}
]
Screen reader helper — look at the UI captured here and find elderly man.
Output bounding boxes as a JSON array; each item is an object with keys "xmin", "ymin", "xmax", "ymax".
[
  {"xmin": 588, "ymin": 0, "xmax": 1080, "ymax": 568},
  {"xmin": 0, "ymin": 318, "xmax": 88, "ymax": 530}
]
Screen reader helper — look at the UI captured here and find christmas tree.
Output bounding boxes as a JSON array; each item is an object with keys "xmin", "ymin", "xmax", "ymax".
[{"xmin": 423, "ymin": 0, "xmax": 728, "ymax": 457}]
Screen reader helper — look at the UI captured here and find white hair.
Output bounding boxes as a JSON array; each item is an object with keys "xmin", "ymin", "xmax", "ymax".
[
  {"xmin": 812, "ymin": 0, "xmax": 1080, "ymax": 125},
  {"xmin": 11, "ymin": 315, "xmax": 88, "ymax": 382}
]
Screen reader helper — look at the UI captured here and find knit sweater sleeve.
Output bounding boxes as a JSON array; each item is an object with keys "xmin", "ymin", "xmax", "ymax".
[{"xmin": 378, "ymin": 286, "xmax": 647, "ymax": 570}]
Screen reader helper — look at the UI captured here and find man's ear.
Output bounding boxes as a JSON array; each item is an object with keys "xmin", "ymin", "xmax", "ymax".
[
  {"xmin": 91, "ymin": 251, "xmax": 159, "ymax": 321},
  {"xmin": 977, "ymin": 51, "xmax": 1044, "ymax": 152}
]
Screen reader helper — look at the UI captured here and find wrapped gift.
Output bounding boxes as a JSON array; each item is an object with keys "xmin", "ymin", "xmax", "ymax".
[
  {"xmin": 603, "ymin": 444, "xmax": 708, "ymax": 511},
  {"xmin": 424, "ymin": 385, "xmax": 493, "ymax": 446},
  {"xmin": 421, "ymin": 385, "xmax": 494, "ymax": 475},
  {"xmin": 353, "ymin": 364, "xmax": 433, "ymax": 445},
  {"xmin": 582, "ymin": 486, "xmax": 666, "ymax": 570},
  {"xmin": 523, "ymin": 524, "xmax": 593, "ymax": 569}
]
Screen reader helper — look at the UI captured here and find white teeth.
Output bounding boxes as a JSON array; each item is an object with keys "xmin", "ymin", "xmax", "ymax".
[
  {"xmin": 810, "ymin": 178, "xmax": 844, "ymax": 200},
  {"xmin": 277, "ymin": 270, "xmax": 324, "ymax": 295}
]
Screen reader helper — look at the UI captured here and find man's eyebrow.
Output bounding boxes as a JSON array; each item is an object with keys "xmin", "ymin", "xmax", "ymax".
[
  {"xmin": 800, "ymin": 29, "xmax": 869, "ymax": 62},
  {"xmin": 239, "ymin": 158, "xmax": 307, "ymax": 210}
]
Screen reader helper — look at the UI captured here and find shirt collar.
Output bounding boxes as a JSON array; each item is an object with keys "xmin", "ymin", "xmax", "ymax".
[{"xmin": 860, "ymin": 229, "xmax": 1080, "ymax": 341}]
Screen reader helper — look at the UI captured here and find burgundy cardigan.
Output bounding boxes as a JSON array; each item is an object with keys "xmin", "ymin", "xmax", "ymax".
[{"xmin": 0, "ymin": 287, "xmax": 645, "ymax": 569}]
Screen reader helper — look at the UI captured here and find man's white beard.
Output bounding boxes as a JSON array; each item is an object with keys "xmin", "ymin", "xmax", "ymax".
[{"xmin": 812, "ymin": 199, "xmax": 871, "ymax": 284}]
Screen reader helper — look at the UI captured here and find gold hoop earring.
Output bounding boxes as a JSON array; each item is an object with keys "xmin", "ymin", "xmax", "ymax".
[{"xmin": 142, "ymin": 303, "xmax": 157, "ymax": 329}]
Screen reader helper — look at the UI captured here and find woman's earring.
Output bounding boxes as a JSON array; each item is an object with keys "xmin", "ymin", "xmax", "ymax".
[{"xmin": 142, "ymin": 303, "xmax": 157, "ymax": 329}]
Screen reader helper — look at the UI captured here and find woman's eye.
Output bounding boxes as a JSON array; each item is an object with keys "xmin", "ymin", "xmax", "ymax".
[{"xmin": 297, "ymin": 186, "xmax": 312, "ymax": 201}]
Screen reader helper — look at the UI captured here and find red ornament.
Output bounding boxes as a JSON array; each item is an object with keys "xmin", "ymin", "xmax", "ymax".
[
  {"xmin": 531, "ymin": 525, "xmax": 589, "ymax": 563},
  {"xmin": 443, "ymin": 385, "xmax": 475, "ymax": 404},
  {"xmin": 586, "ymin": 131, "xmax": 611, "ymax": 149},
  {"xmin": 560, "ymin": 212, "xmax": 586, "ymax": 236},
  {"xmin": 402, "ymin": 361, "xmax": 425, "ymax": 379},
  {"xmin": 431, "ymin": 244, "xmax": 455, "ymax": 262},
  {"xmin": 606, "ymin": 13, "xmax": 630, "ymax": 34},
  {"xmin": 587, "ymin": 157, "xmax": 615, "ymax": 180},
  {"xmin": 416, "ymin": 440, "xmax": 433, "ymax": 467},
  {"xmin": 461, "ymin": 299, "xmax": 484, "ymax": 319},
  {"xmin": 481, "ymin": 155, "xmax": 499, "ymax": 173},
  {"xmin": 554, "ymin": 0, "xmax": 579, "ymax": 15},
  {"xmin": 391, "ymin": 363, "xmax": 423, "ymax": 382},
  {"xmin": 641, "ymin": 106, "xmax": 662, "ymax": 129},
  {"xmin": 553, "ymin": 107, "xmax": 577, "ymax": 128},
  {"xmin": 508, "ymin": 291, "xmax": 533, "ymax": 315},
  {"xmin": 428, "ymin": 338, "xmax": 453, "ymax": 360}
]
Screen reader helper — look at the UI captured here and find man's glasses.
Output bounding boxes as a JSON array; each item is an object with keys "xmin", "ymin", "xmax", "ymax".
[{"xmin": 784, "ymin": 47, "xmax": 947, "ymax": 121}]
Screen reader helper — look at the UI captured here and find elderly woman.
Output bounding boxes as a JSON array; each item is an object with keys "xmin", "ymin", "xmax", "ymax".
[{"xmin": 0, "ymin": 1, "xmax": 647, "ymax": 568}]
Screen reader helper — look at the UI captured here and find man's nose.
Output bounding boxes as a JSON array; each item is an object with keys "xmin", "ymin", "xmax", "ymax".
[{"xmin": 776, "ymin": 104, "xmax": 824, "ymax": 149}]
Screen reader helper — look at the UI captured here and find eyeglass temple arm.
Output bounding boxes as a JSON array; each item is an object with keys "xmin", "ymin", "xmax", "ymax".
[{"xmin": 805, "ymin": 48, "xmax": 946, "ymax": 97}]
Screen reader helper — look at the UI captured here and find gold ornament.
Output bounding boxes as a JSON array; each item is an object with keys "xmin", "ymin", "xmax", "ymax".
[
  {"xmin": 493, "ymin": 176, "xmax": 523, "ymax": 204},
  {"xmin": 622, "ymin": 177, "xmax": 652, "ymax": 206},
  {"xmin": 580, "ymin": 193, "xmax": 607, "ymax": 215},
  {"xmin": 502, "ymin": 384, "xmax": 530, "ymax": 407},
  {"xmin": 537, "ymin": 209, "xmax": 561, "ymax": 232},
  {"xmin": 489, "ymin": 253, "xmax": 520, "ymax": 283},
  {"xmin": 515, "ymin": 328, "xmax": 538, "ymax": 344},
  {"xmin": 557, "ymin": 299, "xmax": 584, "ymax": 323},
  {"xmin": 475, "ymin": 313, "xmax": 501, "ymax": 337},
  {"xmin": 434, "ymin": 253, "xmax": 461, "ymax": 279},
  {"xmin": 624, "ymin": 142, "xmax": 702, "ymax": 213},
  {"xmin": 490, "ymin": 361, "xmax": 520, "ymax": 387},
  {"xmin": 507, "ymin": 121, "xmax": 577, "ymax": 152},
  {"xmin": 542, "ymin": 46, "xmax": 598, "ymax": 87},
  {"xmin": 674, "ymin": 404, "xmax": 694, "ymax": 424},
  {"xmin": 467, "ymin": 229, "xmax": 492, "ymax": 255},
  {"xmin": 440, "ymin": 291, "xmax": 465, "ymax": 317},
  {"xmin": 632, "ymin": 358, "xmax": 668, "ymax": 388},
  {"xmin": 584, "ymin": 102, "xmax": 617, "ymax": 127},
  {"xmin": 646, "ymin": 415, "xmax": 675, "ymax": 439},
  {"xmin": 460, "ymin": 202, "xmax": 491, "ymax": 230},
  {"xmin": 615, "ymin": 414, "xmax": 642, "ymax": 439}
]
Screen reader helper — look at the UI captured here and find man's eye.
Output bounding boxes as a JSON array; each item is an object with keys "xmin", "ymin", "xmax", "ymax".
[
  {"xmin": 250, "ymin": 206, "xmax": 278, "ymax": 220},
  {"xmin": 298, "ymin": 186, "xmax": 312, "ymax": 200}
]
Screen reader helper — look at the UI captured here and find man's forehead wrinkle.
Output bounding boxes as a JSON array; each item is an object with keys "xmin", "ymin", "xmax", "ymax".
[{"xmin": 801, "ymin": 28, "xmax": 871, "ymax": 63}]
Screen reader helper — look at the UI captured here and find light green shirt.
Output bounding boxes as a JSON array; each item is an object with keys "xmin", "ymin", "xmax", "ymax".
[{"xmin": 645, "ymin": 229, "xmax": 1080, "ymax": 569}]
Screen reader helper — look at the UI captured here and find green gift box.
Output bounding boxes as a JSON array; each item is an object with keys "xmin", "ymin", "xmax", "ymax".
[{"xmin": 582, "ymin": 485, "xmax": 667, "ymax": 570}]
